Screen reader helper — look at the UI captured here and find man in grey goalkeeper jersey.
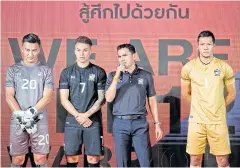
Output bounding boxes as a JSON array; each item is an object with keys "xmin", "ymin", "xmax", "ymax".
[{"xmin": 5, "ymin": 34, "xmax": 54, "ymax": 167}]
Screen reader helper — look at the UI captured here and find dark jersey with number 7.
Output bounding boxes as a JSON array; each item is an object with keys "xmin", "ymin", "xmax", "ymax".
[{"xmin": 59, "ymin": 63, "xmax": 107, "ymax": 122}]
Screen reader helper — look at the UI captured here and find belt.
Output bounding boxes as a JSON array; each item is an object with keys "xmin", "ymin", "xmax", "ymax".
[{"xmin": 115, "ymin": 115, "xmax": 144, "ymax": 120}]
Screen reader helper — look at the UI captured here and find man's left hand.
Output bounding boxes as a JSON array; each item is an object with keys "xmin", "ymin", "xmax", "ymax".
[
  {"xmin": 155, "ymin": 124, "xmax": 163, "ymax": 141},
  {"xmin": 23, "ymin": 107, "xmax": 37, "ymax": 124}
]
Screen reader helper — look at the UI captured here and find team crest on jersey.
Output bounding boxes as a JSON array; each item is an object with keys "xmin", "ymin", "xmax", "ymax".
[
  {"xmin": 138, "ymin": 78, "xmax": 144, "ymax": 85},
  {"xmin": 38, "ymin": 72, "xmax": 43, "ymax": 76},
  {"xmin": 214, "ymin": 69, "xmax": 221, "ymax": 76},
  {"xmin": 89, "ymin": 74, "xmax": 95, "ymax": 81}
]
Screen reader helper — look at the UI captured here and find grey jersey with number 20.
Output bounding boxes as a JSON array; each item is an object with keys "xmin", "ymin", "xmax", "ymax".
[{"xmin": 6, "ymin": 61, "xmax": 54, "ymax": 124}]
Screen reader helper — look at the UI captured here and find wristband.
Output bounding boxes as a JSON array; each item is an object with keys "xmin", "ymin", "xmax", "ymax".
[
  {"xmin": 113, "ymin": 76, "xmax": 119, "ymax": 82},
  {"xmin": 154, "ymin": 122, "xmax": 161, "ymax": 125}
]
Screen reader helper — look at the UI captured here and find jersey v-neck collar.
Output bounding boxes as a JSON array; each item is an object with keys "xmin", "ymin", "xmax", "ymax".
[
  {"xmin": 21, "ymin": 61, "xmax": 40, "ymax": 67},
  {"xmin": 75, "ymin": 62, "xmax": 92, "ymax": 70}
]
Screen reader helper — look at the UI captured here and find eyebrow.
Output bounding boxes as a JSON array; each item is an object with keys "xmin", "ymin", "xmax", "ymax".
[
  {"xmin": 199, "ymin": 42, "xmax": 213, "ymax": 44},
  {"xmin": 25, "ymin": 48, "xmax": 38, "ymax": 51},
  {"xmin": 76, "ymin": 48, "xmax": 89, "ymax": 50}
]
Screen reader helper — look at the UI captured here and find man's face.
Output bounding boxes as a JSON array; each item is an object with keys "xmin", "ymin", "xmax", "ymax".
[
  {"xmin": 198, "ymin": 37, "xmax": 215, "ymax": 58},
  {"xmin": 21, "ymin": 42, "xmax": 40, "ymax": 64},
  {"xmin": 117, "ymin": 48, "xmax": 135, "ymax": 69},
  {"xmin": 74, "ymin": 42, "xmax": 91, "ymax": 64}
]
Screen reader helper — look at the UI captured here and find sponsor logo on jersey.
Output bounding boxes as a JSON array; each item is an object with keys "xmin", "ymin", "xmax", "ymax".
[
  {"xmin": 214, "ymin": 69, "xmax": 221, "ymax": 76},
  {"xmin": 89, "ymin": 74, "xmax": 95, "ymax": 81},
  {"xmin": 138, "ymin": 78, "xmax": 144, "ymax": 85},
  {"xmin": 70, "ymin": 76, "xmax": 75, "ymax": 79}
]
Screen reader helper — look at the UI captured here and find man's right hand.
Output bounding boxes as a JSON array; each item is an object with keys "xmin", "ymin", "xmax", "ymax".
[
  {"xmin": 75, "ymin": 113, "xmax": 93, "ymax": 127},
  {"xmin": 24, "ymin": 112, "xmax": 43, "ymax": 134},
  {"xmin": 13, "ymin": 110, "xmax": 25, "ymax": 124},
  {"xmin": 13, "ymin": 110, "xmax": 42, "ymax": 134},
  {"xmin": 23, "ymin": 107, "xmax": 37, "ymax": 124},
  {"xmin": 115, "ymin": 64, "xmax": 125, "ymax": 78},
  {"xmin": 82, "ymin": 119, "xmax": 93, "ymax": 128}
]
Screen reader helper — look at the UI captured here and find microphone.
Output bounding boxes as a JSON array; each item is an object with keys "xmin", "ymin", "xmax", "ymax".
[
  {"xmin": 118, "ymin": 63, "xmax": 126, "ymax": 81},
  {"xmin": 119, "ymin": 71, "xmax": 123, "ymax": 80}
]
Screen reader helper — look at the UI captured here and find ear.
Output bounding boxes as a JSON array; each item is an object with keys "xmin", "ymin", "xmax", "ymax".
[{"xmin": 133, "ymin": 53, "xmax": 136, "ymax": 60}]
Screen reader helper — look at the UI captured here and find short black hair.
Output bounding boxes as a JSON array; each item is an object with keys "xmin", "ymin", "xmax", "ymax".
[
  {"xmin": 117, "ymin": 44, "xmax": 136, "ymax": 54},
  {"xmin": 198, "ymin": 30, "xmax": 215, "ymax": 44},
  {"xmin": 75, "ymin": 36, "xmax": 92, "ymax": 46},
  {"xmin": 22, "ymin": 33, "xmax": 41, "ymax": 46}
]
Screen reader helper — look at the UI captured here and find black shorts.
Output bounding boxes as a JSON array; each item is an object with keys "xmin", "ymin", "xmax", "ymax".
[{"xmin": 64, "ymin": 117, "xmax": 103, "ymax": 156}]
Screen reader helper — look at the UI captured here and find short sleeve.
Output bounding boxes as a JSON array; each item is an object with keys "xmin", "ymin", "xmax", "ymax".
[
  {"xmin": 147, "ymin": 74, "xmax": 156, "ymax": 97},
  {"xmin": 224, "ymin": 63, "xmax": 235, "ymax": 86},
  {"xmin": 59, "ymin": 69, "xmax": 70, "ymax": 89},
  {"xmin": 6, "ymin": 67, "xmax": 15, "ymax": 88},
  {"xmin": 44, "ymin": 68, "xmax": 54, "ymax": 89},
  {"xmin": 105, "ymin": 72, "xmax": 114, "ymax": 91},
  {"xmin": 97, "ymin": 69, "xmax": 107, "ymax": 90},
  {"xmin": 181, "ymin": 63, "xmax": 191, "ymax": 83}
]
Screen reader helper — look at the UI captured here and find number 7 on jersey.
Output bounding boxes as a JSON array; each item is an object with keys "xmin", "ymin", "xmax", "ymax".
[{"xmin": 80, "ymin": 83, "xmax": 85, "ymax": 93}]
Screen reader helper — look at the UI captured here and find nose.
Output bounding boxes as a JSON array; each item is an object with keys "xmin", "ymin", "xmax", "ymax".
[
  {"xmin": 120, "ymin": 60, "xmax": 125, "ymax": 65},
  {"xmin": 80, "ymin": 51, "xmax": 84, "ymax": 56},
  {"xmin": 204, "ymin": 45, "xmax": 209, "ymax": 50},
  {"xmin": 29, "ymin": 51, "xmax": 33, "ymax": 56},
  {"xmin": 118, "ymin": 57, "xmax": 123, "ymax": 62}
]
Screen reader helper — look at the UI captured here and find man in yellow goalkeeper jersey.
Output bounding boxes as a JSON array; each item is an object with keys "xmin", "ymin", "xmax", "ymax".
[{"xmin": 181, "ymin": 30, "xmax": 236, "ymax": 168}]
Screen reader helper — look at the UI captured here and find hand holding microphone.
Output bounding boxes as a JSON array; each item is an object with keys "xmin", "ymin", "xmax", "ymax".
[{"xmin": 115, "ymin": 63, "xmax": 126, "ymax": 78}]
